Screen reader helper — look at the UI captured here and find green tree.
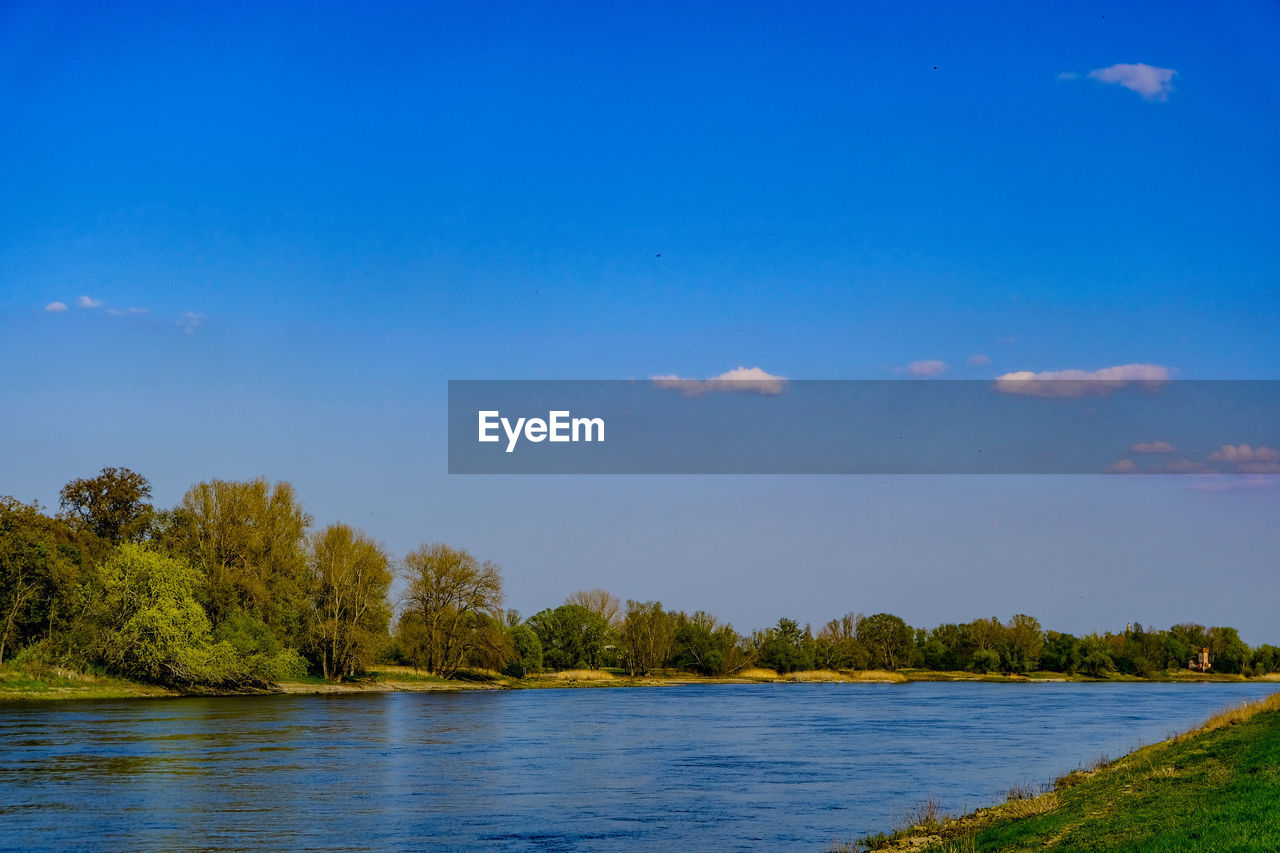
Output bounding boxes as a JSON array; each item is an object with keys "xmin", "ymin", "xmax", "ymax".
[
  {"xmin": 400, "ymin": 543, "xmax": 504, "ymax": 678},
  {"xmin": 1079, "ymin": 634, "xmax": 1116, "ymax": 677},
  {"xmin": 759, "ymin": 618, "xmax": 814, "ymax": 673},
  {"xmin": 971, "ymin": 648, "xmax": 1000, "ymax": 673},
  {"xmin": 59, "ymin": 467, "xmax": 154, "ymax": 547},
  {"xmin": 503, "ymin": 623, "xmax": 543, "ymax": 677},
  {"xmin": 0, "ymin": 498, "xmax": 85, "ymax": 663},
  {"xmin": 97, "ymin": 543, "xmax": 244, "ymax": 685},
  {"xmin": 619, "ymin": 600, "xmax": 676, "ymax": 676},
  {"xmin": 671, "ymin": 611, "xmax": 739, "ymax": 675},
  {"xmin": 163, "ymin": 478, "xmax": 313, "ymax": 647},
  {"xmin": 528, "ymin": 604, "xmax": 612, "ymax": 670},
  {"xmin": 1208, "ymin": 626, "xmax": 1251, "ymax": 674},
  {"xmin": 1041, "ymin": 631, "xmax": 1082, "ymax": 674},
  {"xmin": 816, "ymin": 613, "xmax": 871, "ymax": 670},
  {"xmin": 308, "ymin": 524, "xmax": 392, "ymax": 681},
  {"xmin": 1001, "ymin": 614, "xmax": 1044, "ymax": 673},
  {"xmin": 856, "ymin": 613, "xmax": 914, "ymax": 670}
]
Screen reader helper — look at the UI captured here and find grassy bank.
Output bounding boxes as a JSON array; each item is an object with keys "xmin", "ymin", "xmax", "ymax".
[
  {"xmin": 844, "ymin": 690, "xmax": 1280, "ymax": 851},
  {"xmin": 3, "ymin": 662, "xmax": 1270, "ymax": 701},
  {"xmin": 0, "ymin": 662, "xmax": 176, "ymax": 701}
]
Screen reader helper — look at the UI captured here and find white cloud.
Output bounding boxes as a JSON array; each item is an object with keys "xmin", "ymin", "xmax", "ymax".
[
  {"xmin": 994, "ymin": 363, "xmax": 1171, "ymax": 397},
  {"xmin": 1130, "ymin": 441, "xmax": 1174, "ymax": 454},
  {"xmin": 1087, "ymin": 63, "xmax": 1176, "ymax": 101},
  {"xmin": 107, "ymin": 306, "xmax": 150, "ymax": 317},
  {"xmin": 77, "ymin": 295, "xmax": 102, "ymax": 308},
  {"xmin": 1103, "ymin": 459, "xmax": 1138, "ymax": 474},
  {"xmin": 652, "ymin": 366, "xmax": 787, "ymax": 396},
  {"xmin": 901, "ymin": 359, "xmax": 948, "ymax": 377},
  {"xmin": 44, "ymin": 301, "xmax": 67, "ymax": 313},
  {"xmin": 967, "ymin": 353, "xmax": 991, "ymax": 367},
  {"xmin": 1207, "ymin": 444, "xmax": 1279, "ymax": 463},
  {"xmin": 177, "ymin": 311, "xmax": 206, "ymax": 335}
]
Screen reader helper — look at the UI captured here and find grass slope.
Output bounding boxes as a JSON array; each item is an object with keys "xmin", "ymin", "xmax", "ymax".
[
  {"xmin": 0, "ymin": 663, "xmax": 174, "ymax": 700},
  {"xmin": 853, "ymin": 692, "xmax": 1280, "ymax": 852}
]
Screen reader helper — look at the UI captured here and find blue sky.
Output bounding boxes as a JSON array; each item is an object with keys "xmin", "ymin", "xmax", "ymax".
[{"xmin": 2, "ymin": 1, "xmax": 1277, "ymax": 639}]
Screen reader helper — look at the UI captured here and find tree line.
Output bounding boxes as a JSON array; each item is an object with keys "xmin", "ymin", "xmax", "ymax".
[{"xmin": 2, "ymin": 468, "xmax": 1276, "ymax": 688}]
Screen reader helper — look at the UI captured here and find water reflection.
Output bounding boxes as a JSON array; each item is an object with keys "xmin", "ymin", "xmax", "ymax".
[{"xmin": 1, "ymin": 683, "xmax": 1276, "ymax": 850}]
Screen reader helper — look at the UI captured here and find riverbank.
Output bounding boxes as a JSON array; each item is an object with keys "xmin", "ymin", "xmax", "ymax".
[
  {"xmin": 843, "ymin": 690, "xmax": 1280, "ymax": 851},
  {"xmin": 3, "ymin": 661, "xmax": 1275, "ymax": 701}
]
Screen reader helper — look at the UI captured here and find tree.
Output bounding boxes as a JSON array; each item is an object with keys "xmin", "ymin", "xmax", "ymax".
[
  {"xmin": 619, "ymin": 600, "xmax": 676, "ymax": 676},
  {"xmin": 1208, "ymin": 626, "xmax": 1251, "ymax": 674},
  {"xmin": 59, "ymin": 467, "xmax": 153, "ymax": 547},
  {"xmin": 400, "ymin": 543, "xmax": 503, "ymax": 678},
  {"xmin": 308, "ymin": 524, "xmax": 392, "ymax": 681},
  {"xmin": 1079, "ymin": 634, "xmax": 1116, "ymax": 677},
  {"xmin": 163, "ymin": 478, "xmax": 313, "ymax": 647},
  {"xmin": 1041, "ymin": 631, "xmax": 1082, "ymax": 674},
  {"xmin": 565, "ymin": 588, "xmax": 623, "ymax": 628},
  {"xmin": 0, "ymin": 498, "xmax": 84, "ymax": 663},
  {"xmin": 528, "ymin": 604, "xmax": 612, "ymax": 670},
  {"xmin": 503, "ymin": 623, "xmax": 543, "ymax": 677},
  {"xmin": 1001, "ymin": 614, "xmax": 1044, "ymax": 673},
  {"xmin": 97, "ymin": 543, "xmax": 245, "ymax": 685},
  {"xmin": 816, "ymin": 613, "xmax": 871, "ymax": 670},
  {"xmin": 671, "ymin": 611, "xmax": 739, "ymax": 676},
  {"xmin": 759, "ymin": 618, "xmax": 814, "ymax": 673},
  {"xmin": 856, "ymin": 613, "xmax": 915, "ymax": 670}
]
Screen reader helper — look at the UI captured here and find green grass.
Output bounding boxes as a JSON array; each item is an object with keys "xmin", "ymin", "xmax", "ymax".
[
  {"xmin": 847, "ymin": 692, "xmax": 1280, "ymax": 851},
  {"xmin": 0, "ymin": 662, "xmax": 173, "ymax": 701}
]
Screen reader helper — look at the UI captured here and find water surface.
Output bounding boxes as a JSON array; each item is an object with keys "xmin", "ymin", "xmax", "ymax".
[{"xmin": 2, "ymin": 682, "xmax": 1276, "ymax": 851}]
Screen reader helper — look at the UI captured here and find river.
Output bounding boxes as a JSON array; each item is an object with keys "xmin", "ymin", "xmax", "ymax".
[{"xmin": 2, "ymin": 682, "xmax": 1276, "ymax": 851}]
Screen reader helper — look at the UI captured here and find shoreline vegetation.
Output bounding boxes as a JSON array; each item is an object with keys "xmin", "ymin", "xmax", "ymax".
[
  {"xmin": 4, "ymin": 660, "xmax": 1277, "ymax": 703},
  {"xmin": 834, "ymin": 690, "xmax": 1280, "ymax": 851},
  {"xmin": 5, "ymin": 469, "xmax": 1279, "ymax": 699}
]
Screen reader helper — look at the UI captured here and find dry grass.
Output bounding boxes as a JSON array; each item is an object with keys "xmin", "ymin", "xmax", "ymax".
[
  {"xmin": 894, "ymin": 797, "xmax": 949, "ymax": 832},
  {"xmin": 547, "ymin": 669, "xmax": 616, "ymax": 681},
  {"xmin": 844, "ymin": 669, "xmax": 909, "ymax": 683},
  {"xmin": 1002, "ymin": 789, "xmax": 1060, "ymax": 819},
  {"xmin": 788, "ymin": 669, "xmax": 846, "ymax": 682},
  {"xmin": 1190, "ymin": 690, "xmax": 1280, "ymax": 736},
  {"xmin": 737, "ymin": 667, "xmax": 780, "ymax": 680},
  {"xmin": 375, "ymin": 665, "xmax": 425, "ymax": 675}
]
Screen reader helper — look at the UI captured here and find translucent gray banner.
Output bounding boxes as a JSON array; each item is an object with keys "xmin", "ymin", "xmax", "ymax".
[{"xmin": 447, "ymin": 380, "xmax": 1280, "ymax": 475}]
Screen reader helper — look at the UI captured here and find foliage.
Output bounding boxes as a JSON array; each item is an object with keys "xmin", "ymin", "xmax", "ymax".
[
  {"xmin": 8, "ymin": 469, "xmax": 1280, "ymax": 691},
  {"xmin": 308, "ymin": 524, "xmax": 392, "ymax": 681},
  {"xmin": 670, "ymin": 611, "xmax": 739, "ymax": 675},
  {"xmin": 503, "ymin": 623, "xmax": 543, "ymax": 677},
  {"xmin": 857, "ymin": 613, "xmax": 914, "ymax": 670},
  {"xmin": 399, "ymin": 542, "xmax": 504, "ymax": 678},
  {"xmin": 564, "ymin": 588, "xmax": 622, "ymax": 628},
  {"xmin": 528, "ymin": 604, "xmax": 613, "ymax": 671},
  {"xmin": 0, "ymin": 498, "xmax": 84, "ymax": 664},
  {"xmin": 212, "ymin": 611, "xmax": 307, "ymax": 681},
  {"xmin": 619, "ymin": 600, "xmax": 676, "ymax": 676},
  {"xmin": 816, "ymin": 613, "xmax": 871, "ymax": 670},
  {"xmin": 97, "ymin": 544, "xmax": 249, "ymax": 686},
  {"xmin": 58, "ymin": 467, "xmax": 154, "ymax": 547},
  {"xmin": 759, "ymin": 618, "xmax": 814, "ymax": 674},
  {"xmin": 161, "ymin": 478, "xmax": 313, "ymax": 648}
]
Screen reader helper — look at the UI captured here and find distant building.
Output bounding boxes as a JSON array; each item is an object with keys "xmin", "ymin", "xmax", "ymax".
[{"xmin": 1188, "ymin": 646, "xmax": 1212, "ymax": 672}]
